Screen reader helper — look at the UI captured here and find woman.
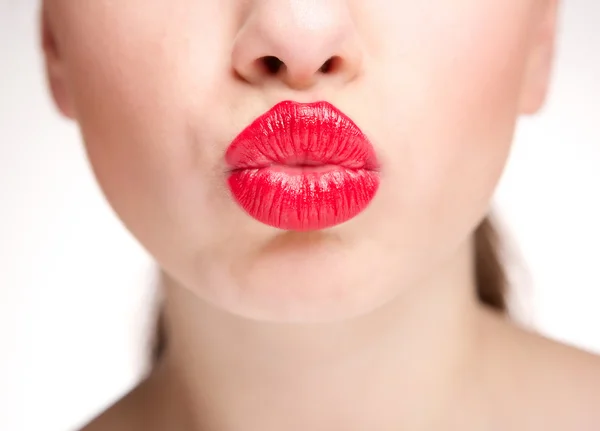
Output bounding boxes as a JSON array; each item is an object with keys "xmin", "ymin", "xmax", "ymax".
[{"xmin": 41, "ymin": 0, "xmax": 600, "ymax": 430}]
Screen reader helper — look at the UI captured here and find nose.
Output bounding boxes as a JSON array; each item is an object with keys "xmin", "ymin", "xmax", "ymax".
[{"xmin": 232, "ymin": 0, "xmax": 363, "ymax": 90}]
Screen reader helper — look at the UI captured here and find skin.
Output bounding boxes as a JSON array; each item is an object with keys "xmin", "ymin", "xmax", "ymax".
[{"xmin": 41, "ymin": 0, "xmax": 600, "ymax": 430}]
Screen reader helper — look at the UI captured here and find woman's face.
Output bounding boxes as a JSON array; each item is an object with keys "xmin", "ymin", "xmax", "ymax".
[{"xmin": 43, "ymin": 0, "xmax": 556, "ymax": 322}]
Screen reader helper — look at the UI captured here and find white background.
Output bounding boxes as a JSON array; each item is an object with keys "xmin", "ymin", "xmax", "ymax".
[{"xmin": 1, "ymin": 1, "xmax": 599, "ymax": 430}]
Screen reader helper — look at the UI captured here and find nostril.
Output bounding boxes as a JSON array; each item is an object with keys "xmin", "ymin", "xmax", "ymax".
[
  {"xmin": 260, "ymin": 56, "xmax": 284, "ymax": 75},
  {"xmin": 250, "ymin": 55, "xmax": 342, "ymax": 83},
  {"xmin": 319, "ymin": 57, "xmax": 339, "ymax": 74},
  {"xmin": 319, "ymin": 58, "xmax": 334, "ymax": 73}
]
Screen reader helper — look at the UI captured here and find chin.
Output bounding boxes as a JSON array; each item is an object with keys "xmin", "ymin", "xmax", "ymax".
[
  {"xmin": 176, "ymin": 231, "xmax": 399, "ymax": 324},
  {"xmin": 200, "ymin": 276, "xmax": 395, "ymax": 324}
]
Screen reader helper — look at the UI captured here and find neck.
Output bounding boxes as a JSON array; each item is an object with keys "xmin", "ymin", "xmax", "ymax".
[{"xmin": 155, "ymin": 239, "xmax": 486, "ymax": 431}]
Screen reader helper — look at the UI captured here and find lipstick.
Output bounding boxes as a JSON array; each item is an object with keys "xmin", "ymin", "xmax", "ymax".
[{"xmin": 225, "ymin": 101, "xmax": 380, "ymax": 231}]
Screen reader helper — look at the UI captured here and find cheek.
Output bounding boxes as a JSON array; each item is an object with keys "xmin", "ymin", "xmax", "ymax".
[
  {"xmin": 58, "ymin": 7, "xmax": 232, "ymax": 245},
  {"xmin": 372, "ymin": 4, "xmax": 532, "ymax": 222}
]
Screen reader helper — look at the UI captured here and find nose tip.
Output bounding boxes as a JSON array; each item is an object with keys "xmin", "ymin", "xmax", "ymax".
[{"xmin": 231, "ymin": 2, "xmax": 362, "ymax": 90}]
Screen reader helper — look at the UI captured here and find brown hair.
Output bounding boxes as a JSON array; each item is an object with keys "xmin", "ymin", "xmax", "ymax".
[
  {"xmin": 151, "ymin": 215, "xmax": 507, "ymax": 363},
  {"xmin": 474, "ymin": 216, "xmax": 508, "ymax": 311}
]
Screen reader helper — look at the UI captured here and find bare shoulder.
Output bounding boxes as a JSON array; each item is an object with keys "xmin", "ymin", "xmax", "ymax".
[{"xmin": 482, "ymin": 310, "xmax": 600, "ymax": 430}]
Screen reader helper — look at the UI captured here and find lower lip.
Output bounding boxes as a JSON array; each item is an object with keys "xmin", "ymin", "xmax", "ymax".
[{"xmin": 228, "ymin": 164, "xmax": 379, "ymax": 231}]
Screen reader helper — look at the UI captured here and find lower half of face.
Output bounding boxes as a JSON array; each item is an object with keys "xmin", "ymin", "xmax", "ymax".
[{"xmin": 49, "ymin": 0, "xmax": 544, "ymax": 322}]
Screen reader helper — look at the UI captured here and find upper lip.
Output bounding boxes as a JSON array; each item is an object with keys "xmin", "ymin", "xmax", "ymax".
[{"xmin": 225, "ymin": 100, "xmax": 379, "ymax": 171}]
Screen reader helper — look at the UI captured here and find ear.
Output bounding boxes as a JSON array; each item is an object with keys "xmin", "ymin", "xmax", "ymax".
[
  {"xmin": 519, "ymin": 0, "xmax": 560, "ymax": 115},
  {"xmin": 41, "ymin": 4, "xmax": 75, "ymax": 119}
]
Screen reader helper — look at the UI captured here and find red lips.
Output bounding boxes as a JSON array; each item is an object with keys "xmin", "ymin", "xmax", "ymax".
[{"xmin": 225, "ymin": 101, "xmax": 380, "ymax": 231}]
